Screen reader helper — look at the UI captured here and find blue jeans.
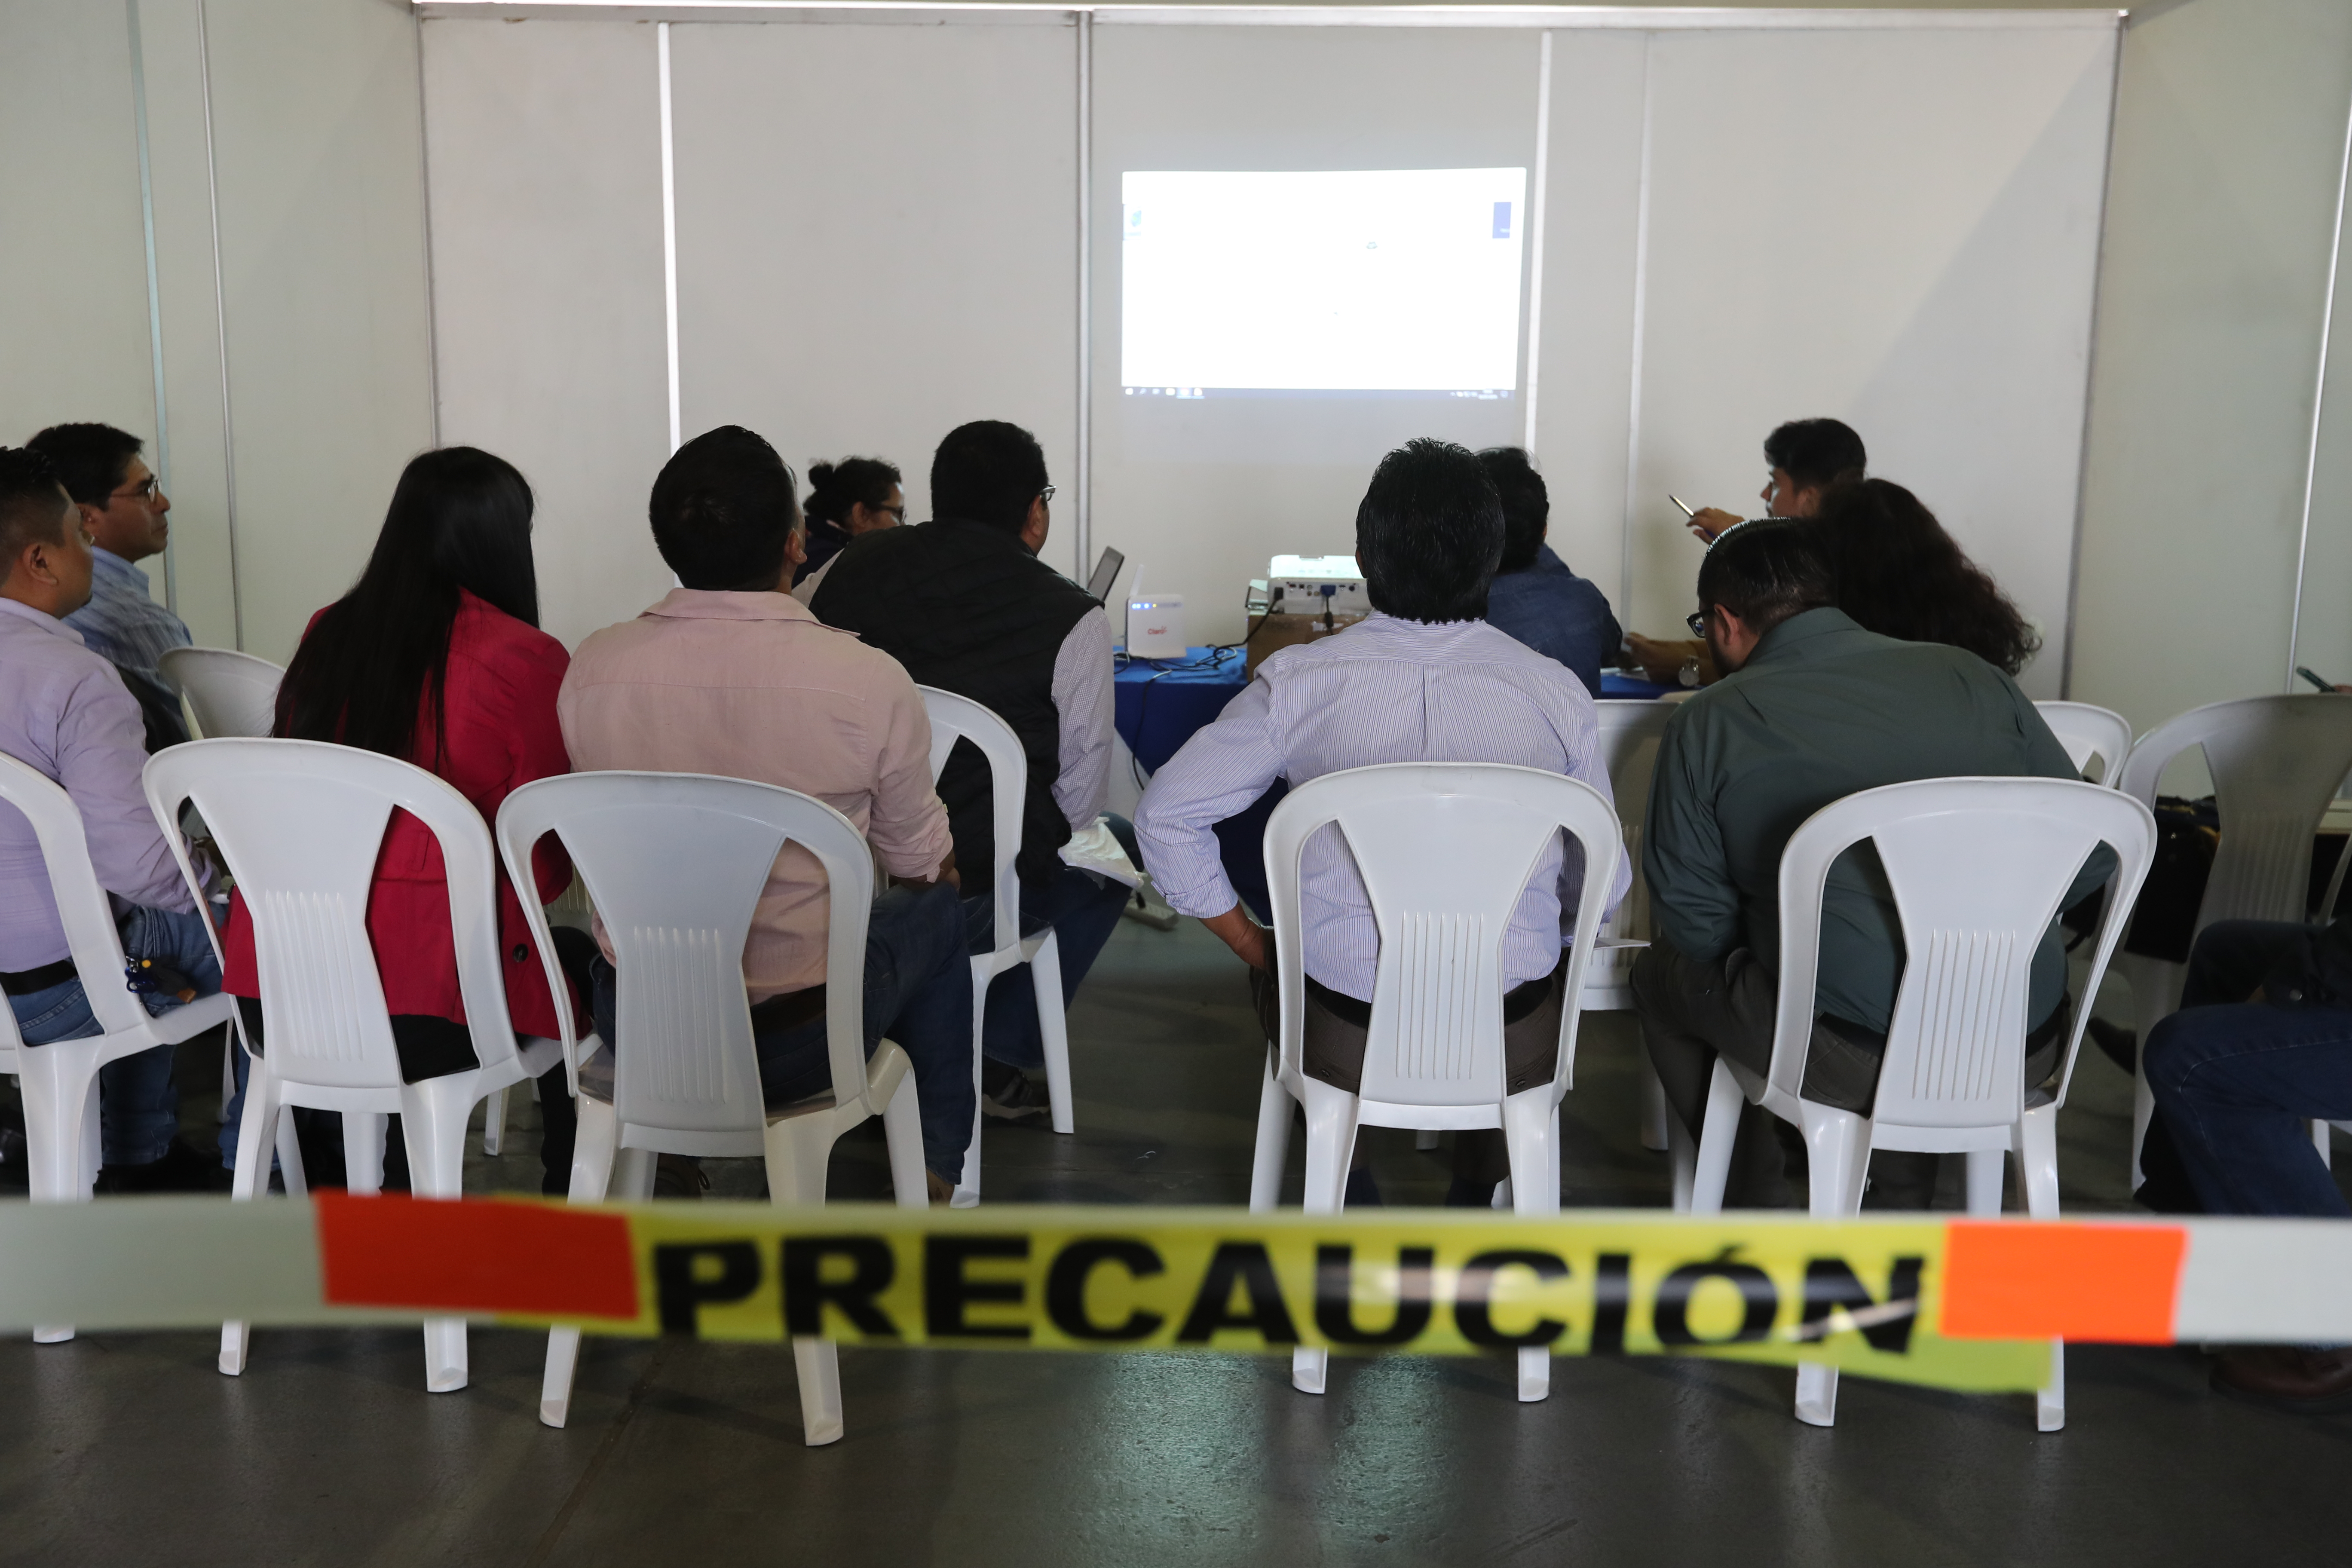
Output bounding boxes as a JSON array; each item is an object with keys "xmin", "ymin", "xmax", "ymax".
[
  {"xmin": 6, "ymin": 904, "xmax": 220, "ymax": 1167},
  {"xmin": 592, "ymin": 880, "xmax": 974, "ymax": 1181},
  {"xmin": 2146, "ymin": 919, "xmax": 2352, "ymax": 1217},
  {"xmin": 964, "ymin": 815, "xmax": 1139, "ymax": 1070}
]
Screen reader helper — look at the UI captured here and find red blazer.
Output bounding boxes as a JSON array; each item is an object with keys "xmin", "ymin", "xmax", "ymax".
[{"xmin": 223, "ymin": 591, "xmax": 575, "ymax": 1040}]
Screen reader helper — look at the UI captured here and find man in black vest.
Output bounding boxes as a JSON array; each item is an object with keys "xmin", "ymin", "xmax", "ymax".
[{"xmin": 812, "ymin": 420, "xmax": 1133, "ymax": 1124}]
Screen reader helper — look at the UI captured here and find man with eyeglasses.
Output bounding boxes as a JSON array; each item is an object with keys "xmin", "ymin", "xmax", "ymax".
[
  {"xmin": 812, "ymin": 419, "xmax": 1130, "ymax": 1125},
  {"xmin": 27, "ymin": 424, "xmax": 193, "ymax": 750}
]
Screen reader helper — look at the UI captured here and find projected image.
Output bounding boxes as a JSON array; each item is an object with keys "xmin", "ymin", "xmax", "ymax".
[{"xmin": 1121, "ymin": 168, "xmax": 1527, "ymax": 398}]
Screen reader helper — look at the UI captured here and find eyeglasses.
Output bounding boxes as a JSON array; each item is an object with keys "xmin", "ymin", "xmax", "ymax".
[
  {"xmin": 110, "ymin": 478, "xmax": 159, "ymax": 503},
  {"xmin": 1686, "ymin": 609, "xmax": 1710, "ymax": 637},
  {"xmin": 1038, "ymin": 486, "xmax": 1056, "ymax": 504},
  {"xmin": 878, "ymin": 503, "xmax": 906, "ymax": 522}
]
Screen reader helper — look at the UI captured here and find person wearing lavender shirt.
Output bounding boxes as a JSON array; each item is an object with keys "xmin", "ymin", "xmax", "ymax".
[
  {"xmin": 0, "ymin": 447, "xmax": 219, "ymax": 1192},
  {"xmin": 1135, "ymin": 438, "xmax": 1627, "ymax": 1207},
  {"xmin": 27, "ymin": 423, "xmax": 193, "ymax": 750}
]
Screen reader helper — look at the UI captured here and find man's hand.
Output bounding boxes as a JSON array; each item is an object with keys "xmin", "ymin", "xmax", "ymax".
[
  {"xmin": 1687, "ymin": 506, "xmax": 1742, "ymax": 545},
  {"xmin": 1624, "ymin": 633, "xmax": 1690, "ymax": 686},
  {"xmin": 892, "ymin": 849, "xmax": 962, "ymax": 894},
  {"xmin": 1200, "ymin": 901, "xmax": 1269, "ymax": 971}
]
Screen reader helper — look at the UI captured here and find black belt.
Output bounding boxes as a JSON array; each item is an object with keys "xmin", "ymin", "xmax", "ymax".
[{"xmin": 0, "ymin": 958, "xmax": 76, "ymax": 997}]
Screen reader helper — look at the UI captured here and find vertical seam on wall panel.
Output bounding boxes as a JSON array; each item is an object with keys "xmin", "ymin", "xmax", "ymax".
[
  {"xmin": 2059, "ymin": 19, "xmax": 2126, "ymax": 701},
  {"xmin": 126, "ymin": 0, "xmax": 175, "ymax": 615},
  {"xmin": 1522, "ymin": 30, "xmax": 1552, "ymax": 454},
  {"xmin": 2289, "ymin": 75, "xmax": 2352, "ymax": 691},
  {"xmin": 1076, "ymin": 10, "xmax": 1092, "ymax": 582},
  {"xmin": 196, "ymin": 0, "xmax": 242, "ymax": 650},
  {"xmin": 414, "ymin": 9, "xmax": 443, "ymax": 446},
  {"xmin": 1618, "ymin": 32, "xmax": 1654, "ymax": 624},
  {"xmin": 659, "ymin": 21, "xmax": 681, "ymax": 455}
]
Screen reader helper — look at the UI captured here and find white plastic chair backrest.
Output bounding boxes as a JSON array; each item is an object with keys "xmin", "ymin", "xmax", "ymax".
[
  {"xmin": 496, "ymin": 771, "xmax": 874, "ymax": 1136},
  {"xmin": 2034, "ymin": 700, "xmax": 2133, "ymax": 785},
  {"xmin": 1769, "ymin": 777, "xmax": 2155, "ymax": 1131},
  {"xmin": 156, "ymin": 647, "xmax": 283, "ymax": 739},
  {"xmin": 917, "ymin": 687, "xmax": 1022, "ymax": 952},
  {"xmin": 141, "ymin": 738, "xmax": 521, "ymax": 1090},
  {"xmin": 1264, "ymin": 763, "xmax": 1624, "ymax": 1110},
  {"xmin": 0, "ymin": 751, "xmax": 148, "ymax": 1042},
  {"xmin": 2115, "ymin": 695, "xmax": 2352, "ymax": 930}
]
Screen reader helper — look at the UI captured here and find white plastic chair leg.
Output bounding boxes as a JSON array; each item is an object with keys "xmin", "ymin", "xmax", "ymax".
[
  {"xmin": 1247, "ymin": 1058, "xmax": 1291, "ymax": 1213},
  {"xmin": 2125, "ymin": 956, "xmax": 2183, "ymax": 1190},
  {"xmin": 219, "ymin": 1032, "xmax": 236, "ymax": 1124},
  {"xmin": 953, "ymin": 958, "xmax": 993, "ymax": 1208},
  {"xmin": 1639, "ymin": 1061, "xmax": 1672, "ymax": 1153},
  {"xmin": 1290, "ymin": 1077, "xmax": 1358, "ymax": 1396},
  {"xmin": 766, "ymin": 1116, "xmax": 848, "ymax": 1445},
  {"xmin": 542, "ymin": 1098, "xmax": 622, "ymax": 1429},
  {"xmin": 1414, "ymin": 1128, "xmax": 1439, "ymax": 1152},
  {"xmin": 1685, "ymin": 1058, "xmax": 1746, "ymax": 1216},
  {"xmin": 880, "ymin": 1072, "xmax": 930, "ymax": 1210},
  {"xmin": 221, "ymin": 1066, "xmax": 281, "ymax": 1376},
  {"xmin": 275, "ymin": 1109, "xmax": 307, "ymax": 1197},
  {"xmin": 405, "ymin": 1077, "xmax": 478, "ymax": 1393},
  {"xmin": 1504, "ymin": 1089, "xmax": 1559, "ymax": 1403},
  {"xmin": 792, "ymin": 1337, "xmax": 846, "ymax": 1448},
  {"xmin": 343, "ymin": 1111, "xmax": 388, "ymax": 1195},
  {"xmin": 2314, "ymin": 1119, "xmax": 2334, "ymax": 1168},
  {"xmin": 2017, "ymin": 1105, "xmax": 2067, "ymax": 1430},
  {"xmin": 481, "ymin": 1085, "xmax": 508, "ymax": 1156},
  {"xmin": 1029, "ymin": 931, "xmax": 1075, "ymax": 1136},
  {"xmin": 20, "ymin": 1041, "xmax": 103, "ymax": 1344},
  {"xmin": 1793, "ymin": 1104, "xmax": 1871, "ymax": 1428},
  {"xmin": 1964, "ymin": 1148, "xmax": 2005, "ymax": 1216}
]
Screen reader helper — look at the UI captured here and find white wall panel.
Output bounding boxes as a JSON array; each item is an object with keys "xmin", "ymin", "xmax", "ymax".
[
  {"xmin": 1623, "ymin": 23, "xmax": 2117, "ymax": 695},
  {"xmin": 669, "ymin": 19, "xmax": 1081, "ymax": 579},
  {"xmin": 422, "ymin": 17, "xmax": 673, "ymax": 651}
]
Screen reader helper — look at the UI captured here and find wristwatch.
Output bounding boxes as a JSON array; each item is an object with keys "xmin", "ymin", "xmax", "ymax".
[{"xmin": 1678, "ymin": 657, "xmax": 1701, "ymax": 689}]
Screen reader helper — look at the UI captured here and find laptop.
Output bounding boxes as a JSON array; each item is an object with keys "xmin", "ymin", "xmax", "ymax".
[{"xmin": 1085, "ymin": 547, "xmax": 1126, "ymax": 605}]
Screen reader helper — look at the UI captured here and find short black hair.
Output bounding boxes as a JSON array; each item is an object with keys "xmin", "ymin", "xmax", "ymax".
[
  {"xmin": 930, "ymin": 420, "xmax": 1047, "ymax": 534},
  {"xmin": 649, "ymin": 426, "xmax": 800, "ymax": 591},
  {"xmin": 1695, "ymin": 516, "xmax": 1834, "ymax": 638},
  {"xmin": 0, "ymin": 447, "xmax": 73, "ymax": 576},
  {"xmin": 1476, "ymin": 447, "xmax": 1548, "ymax": 574},
  {"xmin": 1761, "ymin": 418, "xmax": 1866, "ymax": 491},
  {"xmin": 1354, "ymin": 438, "xmax": 1504, "ymax": 624},
  {"xmin": 26, "ymin": 423, "xmax": 145, "ymax": 508}
]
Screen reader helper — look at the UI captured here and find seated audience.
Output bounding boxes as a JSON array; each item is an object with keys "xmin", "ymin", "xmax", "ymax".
[
  {"xmin": 2146, "ymin": 917, "xmax": 2352, "ymax": 1406},
  {"xmin": 219, "ymin": 447, "xmax": 579, "ymax": 1191},
  {"xmin": 0, "ymin": 447, "xmax": 218, "ymax": 1191},
  {"xmin": 1633, "ymin": 520, "xmax": 2105, "ymax": 1207},
  {"xmin": 1815, "ymin": 477, "xmax": 2039, "ymax": 676},
  {"xmin": 561, "ymin": 426, "xmax": 973, "ymax": 1200},
  {"xmin": 811, "ymin": 420, "xmax": 1131, "ymax": 1123},
  {"xmin": 1134, "ymin": 438, "xmax": 1628, "ymax": 1206},
  {"xmin": 28, "ymin": 423, "xmax": 193, "ymax": 749},
  {"xmin": 790, "ymin": 454, "xmax": 903, "ymax": 597},
  {"xmin": 1476, "ymin": 446, "xmax": 1620, "ymax": 698},
  {"xmin": 1624, "ymin": 416, "xmax": 1866, "ymax": 687}
]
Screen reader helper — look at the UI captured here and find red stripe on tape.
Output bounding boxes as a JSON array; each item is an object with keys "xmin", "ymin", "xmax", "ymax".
[
  {"xmin": 1941, "ymin": 1221, "xmax": 2186, "ymax": 1344},
  {"xmin": 315, "ymin": 1193, "xmax": 640, "ymax": 1321}
]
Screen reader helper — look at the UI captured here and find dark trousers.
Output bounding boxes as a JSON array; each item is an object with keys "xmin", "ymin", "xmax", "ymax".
[
  {"xmin": 2146, "ymin": 919, "xmax": 2352, "ymax": 1217},
  {"xmin": 592, "ymin": 881, "xmax": 974, "ymax": 1181},
  {"xmin": 965, "ymin": 815, "xmax": 1140, "ymax": 1070}
]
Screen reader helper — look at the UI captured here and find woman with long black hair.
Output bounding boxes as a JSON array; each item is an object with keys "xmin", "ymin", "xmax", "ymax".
[
  {"xmin": 219, "ymin": 447, "xmax": 581, "ymax": 1191},
  {"xmin": 1814, "ymin": 477, "xmax": 2041, "ymax": 676}
]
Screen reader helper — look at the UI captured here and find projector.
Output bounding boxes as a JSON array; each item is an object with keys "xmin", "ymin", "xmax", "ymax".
[
  {"xmin": 1126, "ymin": 591, "xmax": 1188, "ymax": 659},
  {"xmin": 1268, "ymin": 554, "xmax": 1369, "ymax": 617}
]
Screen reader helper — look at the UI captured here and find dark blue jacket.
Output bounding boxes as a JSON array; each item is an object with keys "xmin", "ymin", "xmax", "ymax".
[{"xmin": 1483, "ymin": 544, "xmax": 1622, "ymax": 698}]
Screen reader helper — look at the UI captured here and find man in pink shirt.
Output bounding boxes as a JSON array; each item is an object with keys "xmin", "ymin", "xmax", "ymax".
[{"xmin": 558, "ymin": 426, "xmax": 972, "ymax": 1200}]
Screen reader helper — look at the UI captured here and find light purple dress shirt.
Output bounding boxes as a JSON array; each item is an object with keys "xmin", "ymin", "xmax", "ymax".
[
  {"xmin": 0, "ymin": 597, "xmax": 193, "ymax": 972},
  {"xmin": 1133, "ymin": 612, "xmax": 1629, "ymax": 1001}
]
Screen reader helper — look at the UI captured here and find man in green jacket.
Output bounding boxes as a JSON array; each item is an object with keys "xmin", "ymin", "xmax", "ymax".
[{"xmin": 1632, "ymin": 518, "xmax": 2108, "ymax": 1206}]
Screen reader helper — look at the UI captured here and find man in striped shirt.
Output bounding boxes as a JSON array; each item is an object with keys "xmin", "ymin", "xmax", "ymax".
[
  {"xmin": 1134, "ymin": 438, "xmax": 1627, "ymax": 1206},
  {"xmin": 27, "ymin": 425, "xmax": 192, "ymax": 749}
]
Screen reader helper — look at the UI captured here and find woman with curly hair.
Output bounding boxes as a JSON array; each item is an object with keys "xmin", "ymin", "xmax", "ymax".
[{"xmin": 1814, "ymin": 477, "xmax": 2040, "ymax": 676}]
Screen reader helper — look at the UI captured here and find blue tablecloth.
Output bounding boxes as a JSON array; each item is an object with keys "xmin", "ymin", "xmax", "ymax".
[
  {"xmin": 1600, "ymin": 671, "xmax": 1679, "ymax": 700},
  {"xmin": 1114, "ymin": 645, "xmax": 1249, "ymax": 773}
]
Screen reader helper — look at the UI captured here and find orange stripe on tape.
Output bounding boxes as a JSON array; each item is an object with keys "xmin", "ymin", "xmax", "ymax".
[
  {"xmin": 1941, "ymin": 1221, "xmax": 2185, "ymax": 1344},
  {"xmin": 315, "ymin": 1193, "xmax": 640, "ymax": 1321}
]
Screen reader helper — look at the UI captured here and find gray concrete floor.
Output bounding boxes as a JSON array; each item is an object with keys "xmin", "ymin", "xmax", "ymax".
[{"xmin": 6, "ymin": 920, "xmax": 2352, "ymax": 1565}]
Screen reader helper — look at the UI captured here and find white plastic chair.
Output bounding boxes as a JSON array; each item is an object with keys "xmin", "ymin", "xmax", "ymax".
[
  {"xmin": 1586, "ymin": 700, "xmax": 1676, "ymax": 1155},
  {"xmin": 1676, "ymin": 777, "xmax": 2155, "ymax": 1432},
  {"xmin": 2034, "ymin": 701, "xmax": 2133, "ymax": 785},
  {"xmin": 498, "ymin": 772, "xmax": 929, "ymax": 1447},
  {"xmin": 1247, "ymin": 762, "xmax": 1624, "ymax": 1403},
  {"xmin": 2112, "ymin": 695, "xmax": 2352, "ymax": 1185},
  {"xmin": 918, "ymin": 688, "xmax": 1074, "ymax": 1208},
  {"xmin": 156, "ymin": 646, "xmax": 283, "ymax": 740},
  {"xmin": 0, "ymin": 752, "xmax": 236, "ymax": 1344},
  {"xmin": 144, "ymin": 738, "xmax": 553, "ymax": 1393}
]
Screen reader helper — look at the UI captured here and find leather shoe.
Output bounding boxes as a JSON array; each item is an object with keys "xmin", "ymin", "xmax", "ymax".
[{"xmin": 2212, "ymin": 1345, "xmax": 2352, "ymax": 1412}]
